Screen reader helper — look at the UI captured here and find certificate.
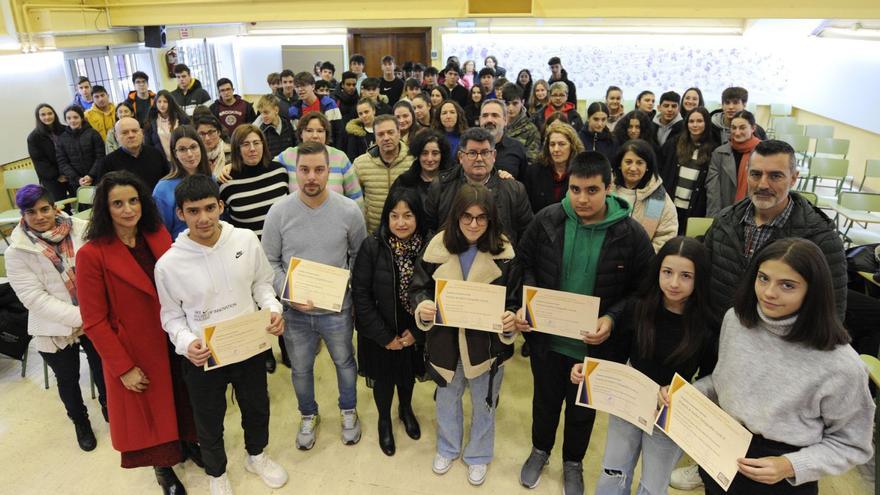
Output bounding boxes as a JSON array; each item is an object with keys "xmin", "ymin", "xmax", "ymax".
[
  {"xmin": 655, "ymin": 373, "xmax": 753, "ymax": 491},
  {"xmin": 575, "ymin": 358, "xmax": 660, "ymax": 434},
  {"xmin": 203, "ymin": 309, "xmax": 272, "ymax": 371},
  {"xmin": 434, "ymin": 279, "xmax": 506, "ymax": 333},
  {"xmin": 280, "ymin": 257, "xmax": 350, "ymax": 312},
  {"xmin": 523, "ymin": 286, "xmax": 600, "ymax": 339}
]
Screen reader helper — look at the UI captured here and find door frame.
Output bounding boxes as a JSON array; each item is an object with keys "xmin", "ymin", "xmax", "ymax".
[{"xmin": 346, "ymin": 27, "xmax": 432, "ymax": 67}]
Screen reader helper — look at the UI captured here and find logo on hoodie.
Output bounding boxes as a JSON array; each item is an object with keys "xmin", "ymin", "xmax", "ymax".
[{"xmin": 235, "ymin": 250, "xmax": 243, "ymax": 259}]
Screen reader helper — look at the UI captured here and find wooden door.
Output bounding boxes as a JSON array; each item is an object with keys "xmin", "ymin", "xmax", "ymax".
[{"xmin": 348, "ymin": 28, "xmax": 431, "ymax": 78}]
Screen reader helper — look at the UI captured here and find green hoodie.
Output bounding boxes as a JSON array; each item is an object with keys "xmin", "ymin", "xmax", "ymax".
[{"xmin": 548, "ymin": 194, "xmax": 632, "ymax": 361}]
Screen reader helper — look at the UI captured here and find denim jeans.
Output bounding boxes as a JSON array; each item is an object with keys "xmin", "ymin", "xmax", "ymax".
[
  {"xmin": 435, "ymin": 360, "xmax": 504, "ymax": 466},
  {"xmin": 595, "ymin": 415, "xmax": 683, "ymax": 495},
  {"xmin": 282, "ymin": 308, "xmax": 357, "ymax": 416}
]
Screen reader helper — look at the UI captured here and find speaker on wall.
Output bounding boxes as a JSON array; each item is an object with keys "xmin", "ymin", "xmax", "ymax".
[{"xmin": 144, "ymin": 26, "xmax": 166, "ymax": 48}]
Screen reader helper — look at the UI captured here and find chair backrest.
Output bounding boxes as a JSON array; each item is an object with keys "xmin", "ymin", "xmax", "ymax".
[
  {"xmin": 838, "ymin": 191, "xmax": 880, "ymax": 212},
  {"xmin": 685, "ymin": 217, "xmax": 714, "ymax": 238},
  {"xmin": 774, "ymin": 122, "xmax": 803, "ymax": 136},
  {"xmin": 77, "ymin": 186, "xmax": 96, "ymax": 206},
  {"xmin": 769, "ymin": 103, "xmax": 792, "ymax": 117},
  {"xmin": 797, "ymin": 190, "xmax": 818, "ymax": 205},
  {"xmin": 814, "ymin": 138, "xmax": 850, "ymax": 158},
  {"xmin": 804, "ymin": 124, "xmax": 834, "ymax": 139},
  {"xmin": 808, "ymin": 157, "xmax": 849, "ymax": 180},
  {"xmin": 73, "ymin": 208, "xmax": 93, "ymax": 220},
  {"xmin": 777, "ymin": 134, "xmax": 810, "ymax": 154},
  {"xmin": 861, "ymin": 354, "xmax": 880, "ymax": 388},
  {"xmin": 3, "ymin": 168, "xmax": 40, "ymax": 190},
  {"xmin": 860, "ymin": 159, "xmax": 880, "ymax": 190}
]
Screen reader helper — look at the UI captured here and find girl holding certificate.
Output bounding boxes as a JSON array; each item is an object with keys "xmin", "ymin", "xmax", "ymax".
[
  {"xmin": 76, "ymin": 171, "xmax": 199, "ymax": 494},
  {"xmin": 410, "ymin": 183, "xmax": 521, "ymax": 486},
  {"xmin": 352, "ymin": 187, "xmax": 428, "ymax": 457},
  {"xmin": 690, "ymin": 238, "xmax": 874, "ymax": 494},
  {"xmin": 572, "ymin": 236, "xmax": 717, "ymax": 495}
]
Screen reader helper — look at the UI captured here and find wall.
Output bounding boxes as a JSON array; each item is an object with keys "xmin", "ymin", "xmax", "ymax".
[{"xmin": 792, "ymin": 107, "xmax": 880, "ymax": 188}]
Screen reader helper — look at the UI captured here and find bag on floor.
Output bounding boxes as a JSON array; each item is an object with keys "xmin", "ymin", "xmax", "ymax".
[{"xmin": 0, "ymin": 282, "xmax": 30, "ymax": 360}]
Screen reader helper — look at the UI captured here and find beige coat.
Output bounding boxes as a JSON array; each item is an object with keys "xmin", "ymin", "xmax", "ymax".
[{"xmin": 613, "ymin": 174, "xmax": 678, "ymax": 252}]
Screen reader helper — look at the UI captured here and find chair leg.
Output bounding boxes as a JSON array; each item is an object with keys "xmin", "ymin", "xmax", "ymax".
[
  {"xmin": 20, "ymin": 347, "xmax": 27, "ymax": 378},
  {"xmin": 42, "ymin": 357, "xmax": 49, "ymax": 390}
]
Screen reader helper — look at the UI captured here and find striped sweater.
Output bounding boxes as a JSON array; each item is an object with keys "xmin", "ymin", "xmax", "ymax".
[
  {"xmin": 218, "ymin": 161, "xmax": 289, "ymax": 237},
  {"xmin": 276, "ymin": 145, "xmax": 364, "ymax": 210}
]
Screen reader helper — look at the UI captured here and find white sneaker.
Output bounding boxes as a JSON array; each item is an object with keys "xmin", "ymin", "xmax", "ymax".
[
  {"xmin": 296, "ymin": 414, "xmax": 320, "ymax": 450},
  {"xmin": 245, "ymin": 452, "xmax": 289, "ymax": 489},
  {"xmin": 209, "ymin": 473, "xmax": 234, "ymax": 495},
  {"xmin": 432, "ymin": 454, "xmax": 455, "ymax": 475},
  {"xmin": 467, "ymin": 463, "xmax": 488, "ymax": 486},
  {"xmin": 340, "ymin": 408, "xmax": 361, "ymax": 445},
  {"xmin": 670, "ymin": 464, "xmax": 703, "ymax": 490}
]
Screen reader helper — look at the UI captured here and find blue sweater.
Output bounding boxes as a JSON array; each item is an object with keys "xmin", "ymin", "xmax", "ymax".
[{"xmin": 153, "ymin": 178, "xmax": 185, "ymax": 240}]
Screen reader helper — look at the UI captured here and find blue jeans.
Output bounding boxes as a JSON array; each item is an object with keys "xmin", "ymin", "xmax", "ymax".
[
  {"xmin": 282, "ymin": 308, "xmax": 357, "ymax": 416},
  {"xmin": 435, "ymin": 360, "xmax": 504, "ymax": 465},
  {"xmin": 595, "ymin": 415, "xmax": 683, "ymax": 495}
]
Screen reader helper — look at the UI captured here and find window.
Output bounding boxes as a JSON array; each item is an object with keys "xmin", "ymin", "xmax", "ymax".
[
  {"xmin": 175, "ymin": 39, "xmax": 216, "ymax": 99},
  {"xmin": 64, "ymin": 47, "xmax": 157, "ymax": 104}
]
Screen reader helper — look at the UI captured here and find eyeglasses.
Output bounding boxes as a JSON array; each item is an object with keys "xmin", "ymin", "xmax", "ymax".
[
  {"xmin": 198, "ymin": 129, "xmax": 218, "ymax": 138},
  {"xmin": 550, "ymin": 93, "xmax": 567, "ymax": 98},
  {"xmin": 460, "ymin": 212, "xmax": 489, "ymax": 226},
  {"xmin": 174, "ymin": 143, "xmax": 200, "ymax": 155},
  {"xmin": 241, "ymin": 140, "xmax": 263, "ymax": 149},
  {"xmin": 460, "ymin": 149, "xmax": 494, "ymax": 160}
]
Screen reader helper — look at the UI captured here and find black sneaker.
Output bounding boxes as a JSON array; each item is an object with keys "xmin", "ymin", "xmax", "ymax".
[
  {"xmin": 519, "ymin": 447, "xmax": 549, "ymax": 488},
  {"xmin": 562, "ymin": 461, "xmax": 584, "ymax": 495},
  {"xmin": 74, "ymin": 419, "xmax": 97, "ymax": 451}
]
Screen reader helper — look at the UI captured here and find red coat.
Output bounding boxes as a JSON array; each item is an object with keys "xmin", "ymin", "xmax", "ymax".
[{"xmin": 76, "ymin": 227, "xmax": 182, "ymax": 453}]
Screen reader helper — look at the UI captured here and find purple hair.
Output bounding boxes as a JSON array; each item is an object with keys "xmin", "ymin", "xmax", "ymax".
[{"xmin": 16, "ymin": 184, "xmax": 51, "ymax": 212}]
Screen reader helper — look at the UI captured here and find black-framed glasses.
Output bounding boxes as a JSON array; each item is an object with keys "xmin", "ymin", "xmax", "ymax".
[
  {"xmin": 460, "ymin": 149, "xmax": 494, "ymax": 160},
  {"xmin": 460, "ymin": 212, "xmax": 489, "ymax": 226}
]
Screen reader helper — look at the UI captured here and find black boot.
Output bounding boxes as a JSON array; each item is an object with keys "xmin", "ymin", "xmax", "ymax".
[
  {"xmin": 521, "ymin": 341, "xmax": 531, "ymax": 357},
  {"xmin": 378, "ymin": 418, "xmax": 395, "ymax": 456},
  {"xmin": 398, "ymin": 404, "xmax": 421, "ymax": 440},
  {"xmin": 264, "ymin": 350, "xmax": 277, "ymax": 374},
  {"xmin": 154, "ymin": 466, "xmax": 186, "ymax": 495},
  {"xmin": 182, "ymin": 441, "xmax": 204, "ymax": 468},
  {"xmin": 74, "ymin": 418, "xmax": 97, "ymax": 451}
]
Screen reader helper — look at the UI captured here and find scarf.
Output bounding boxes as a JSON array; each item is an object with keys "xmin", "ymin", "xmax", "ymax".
[
  {"xmin": 207, "ymin": 142, "xmax": 226, "ymax": 173},
  {"xmin": 389, "ymin": 233, "xmax": 423, "ymax": 314},
  {"xmin": 157, "ymin": 114, "xmax": 173, "ymax": 160},
  {"xmin": 731, "ymin": 136, "xmax": 761, "ymax": 202},
  {"xmin": 20, "ymin": 215, "xmax": 77, "ymax": 305}
]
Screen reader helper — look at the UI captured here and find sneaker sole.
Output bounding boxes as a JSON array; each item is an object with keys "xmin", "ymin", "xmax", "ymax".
[
  {"xmin": 244, "ymin": 462, "xmax": 288, "ymax": 489},
  {"xmin": 520, "ymin": 474, "xmax": 541, "ymax": 489},
  {"xmin": 670, "ymin": 482, "xmax": 704, "ymax": 490},
  {"xmin": 468, "ymin": 472, "xmax": 487, "ymax": 486},
  {"xmin": 342, "ymin": 431, "xmax": 361, "ymax": 445},
  {"xmin": 296, "ymin": 433, "xmax": 317, "ymax": 451},
  {"xmin": 432, "ymin": 462, "xmax": 454, "ymax": 475}
]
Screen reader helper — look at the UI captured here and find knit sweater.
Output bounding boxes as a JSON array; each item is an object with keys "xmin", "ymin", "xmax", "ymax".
[
  {"xmin": 694, "ymin": 307, "xmax": 874, "ymax": 485},
  {"xmin": 218, "ymin": 161, "xmax": 289, "ymax": 237},
  {"xmin": 276, "ymin": 145, "xmax": 364, "ymax": 209}
]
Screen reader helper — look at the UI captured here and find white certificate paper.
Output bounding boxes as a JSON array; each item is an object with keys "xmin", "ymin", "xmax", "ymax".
[
  {"xmin": 576, "ymin": 357, "xmax": 660, "ymax": 434},
  {"xmin": 523, "ymin": 286, "xmax": 600, "ymax": 339},
  {"xmin": 434, "ymin": 279, "xmax": 506, "ymax": 333},
  {"xmin": 203, "ymin": 309, "xmax": 272, "ymax": 371},
  {"xmin": 655, "ymin": 373, "xmax": 753, "ymax": 491},
  {"xmin": 280, "ymin": 257, "xmax": 350, "ymax": 312}
]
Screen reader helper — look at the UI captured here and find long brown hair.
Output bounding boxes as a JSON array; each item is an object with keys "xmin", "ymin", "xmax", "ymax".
[
  {"xmin": 540, "ymin": 122, "xmax": 585, "ymax": 168},
  {"xmin": 442, "ymin": 183, "xmax": 505, "ymax": 255},
  {"xmin": 165, "ymin": 125, "xmax": 213, "ymax": 179},
  {"xmin": 431, "ymin": 100, "xmax": 468, "ymax": 134},
  {"xmin": 675, "ymin": 106, "xmax": 715, "ymax": 167},
  {"xmin": 230, "ymin": 124, "xmax": 271, "ymax": 174}
]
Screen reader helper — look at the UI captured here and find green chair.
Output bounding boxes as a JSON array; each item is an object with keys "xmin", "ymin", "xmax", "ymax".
[
  {"xmin": 769, "ymin": 103, "xmax": 792, "ymax": 118},
  {"xmin": 73, "ymin": 208, "xmax": 92, "ymax": 220},
  {"xmin": 814, "ymin": 138, "xmax": 850, "ymax": 159},
  {"xmin": 805, "ymin": 124, "xmax": 834, "ymax": 140},
  {"xmin": 809, "ymin": 157, "xmax": 850, "ymax": 207},
  {"xmin": 774, "ymin": 122, "xmax": 804, "ymax": 137},
  {"xmin": 858, "ymin": 159, "xmax": 880, "ymax": 191},
  {"xmin": 0, "ymin": 169, "xmax": 40, "ymax": 242},
  {"xmin": 859, "ymin": 354, "xmax": 879, "ymax": 495},
  {"xmin": 685, "ymin": 217, "xmax": 714, "ymax": 238},
  {"xmin": 797, "ymin": 190, "xmax": 818, "ymax": 206},
  {"xmin": 831, "ymin": 192, "xmax": 880, "ymax": 246},
  {"xmin": 770, "ymin": 116, "xmax": 798, "ymax": 137}
]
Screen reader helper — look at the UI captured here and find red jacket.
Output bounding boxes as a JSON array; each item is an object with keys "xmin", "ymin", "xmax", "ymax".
[{"xmin": 76, "ymin": 227, "xmax": 183, "ymax": 453}]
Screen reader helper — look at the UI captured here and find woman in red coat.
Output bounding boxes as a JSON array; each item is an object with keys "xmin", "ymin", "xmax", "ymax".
[{"xmin": 76, "ymin": 171, "xmax": 198, "ymax": 494}]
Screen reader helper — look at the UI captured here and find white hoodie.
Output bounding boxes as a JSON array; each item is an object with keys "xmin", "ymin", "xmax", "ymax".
[{"xmin": 155, "ymin": 220, "xmax": 282, "ymax": 357}]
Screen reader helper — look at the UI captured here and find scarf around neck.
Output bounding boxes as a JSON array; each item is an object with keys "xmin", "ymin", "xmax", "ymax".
[
  {"xmin": 21, "ymin": 215, "xmax": 78, "ymax": 304},
  {"xmin": 731, "ymin": 136, "xmax": 761, "ymax": 202},
  {"xmin": 389, "ymin": 232, "xmax": 423, "ymax": 313}
]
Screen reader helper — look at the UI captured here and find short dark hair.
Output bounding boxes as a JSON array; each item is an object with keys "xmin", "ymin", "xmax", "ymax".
[
  {"xmin": 442, "ymin": 183, "xmax": 505, "ymax": 255},
  {"xmin": 132, "ymin": 71, "xmax": 149, "ymax": 84},
  {"xmin": 402, "ymin": 61, "xmax": 414, "ymax": 71},
  {"xmin": 349, "ymin": 53, "xmax": 365, "ymax": 65},
  {"xmin": 478, "ymin": 67, "xmax": 495, "ymax": 78},
  {"xmin": 216, "ymin": 77, "xmax": 233, "ymax": 89},
  {"xmin": 280, "ymin": 69, "xmax": 295, "ymax": 80},
  {"xmin": 659, "ymin": 91, "xmax": 680, "ymax": 105},
  {"xmin": 297, "ymin": 112, "xmax": 333, "ymax": 144},
  {"xmin": 586, "ymin": 101, "xmax": 610, "ymax": 118},
  {"xmin": 77, "ymin": 76, "xmax": 90, "ymax": 85},
  {"xmin": 721, "ymin": 86, "xmax": 748, "ymax": 104},
  {"xmin": 413, "ymin": 63, "xmax": 425, "ymax": 72},
  {"xmin": 320, "ymin": 61, "xmax": 336, "ymax": 73},
  {"xmin": 569, "ymin": 151, "xmax": 612, "ymax": 186},
  {"xmin": 341, "ymin": 71, "xmax": 357, "ymax": 83},
  {"xmin": 752, "ymin": 139, "xmax": 797, "ymax": 173},
  {"xmin": 294, "ymin": 71, "xmax": 315, "ymax": 86},
  {"xmin": 733, "ymin": 238, "xmax": 850, "ymax": 350},
  {"xmin": 361, "ymin": 77, "xmax": 381, "ymax": 90},
  {"xmin": 379, "ymin": 186, "xmax": 427, "ymax": 239},
  {"xmin": 173, "ymin": 64, "xmax": 191, "ymax": 76},
  {"xmin": 613, "ymin": 139, "xmax": 658, "ymax": 189},
  {"xmin": 501, "ymin": 83, "xmax": 523, "ymax": 102},
  {"xmin": 193, "ymin": 113, "xmax": 224, "ymax": 136},
  {"xmin": 404, "ymin": 78, "xmax": 422, "ymax": 90},
  {"xmin": 175, "ymin": 173, "xmax": 220, "ymax": 210},
  {"xmin": 547, "ymin": 56, "xmax": 561, "ymax": 66},
  {"xmin": 15, "ymin": 184, "xmax": 51, "ymax": 211},
  {"xmin": 458, "ymin": 126, "xmax": 495, "ymax": 151},
  {"xmin": 85, "ymin": 171, "xmax": 162, "ymax": 241},
  {"xmin": 605, "ymin": 85, "xmax": 622, "ymax": 97},
  {"xmin": 443, "ymin": 64, "xmax": 461, "ymax": 76},
  {"xmin": 381, "ymin": 55, "xmax": 395, "ymax": 65},
  {"xmin": 314, "ymin": 80, "xmax": 331, "ymax": 91},
  {"xmin": 91, "ymin": 85, "xmax": 107, "ymax": 96},
  {"xmin": 295, "ymin": 141, "xmax": 329, "ymax": 166},
  {"xmin": 423, "ymin": 66, "xmax": 439, "ymax": 77}
]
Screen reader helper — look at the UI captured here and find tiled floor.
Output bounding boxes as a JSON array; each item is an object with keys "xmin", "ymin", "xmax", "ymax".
[{"xmin": 0, "ymin": 338, "xmax": 872, "ymax": 495}]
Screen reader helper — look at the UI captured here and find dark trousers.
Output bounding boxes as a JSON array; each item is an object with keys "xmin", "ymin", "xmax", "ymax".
[
  {"xmin": 373, "ymin": 376, "xmax": 415, "ymax": 421},
  {"xmin": 845, "ymin": 288, "xmax": 880, "ymax": 357},
  {"xmin": 182, "ymin": 354, "xmax": 270, "ymax": 477},
  {"xmin": 701, "ymin": 435, "xmax": 818, "ymax": 495},
  {"xmin": 39, "ymin": 336, "xmax": 107, "ymax": 423},
  {"xmin": 530, "ymin": 351, "xmax": 596, "ymax": 462}
]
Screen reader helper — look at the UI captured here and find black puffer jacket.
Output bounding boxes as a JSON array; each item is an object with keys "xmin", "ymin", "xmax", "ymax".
[
  {"xmin": 579, "ymin": 128, "xmax": 618, "ymax": 164},
  {"xmin": 704, "ymin": 192, "xmax": 847, "ymax": 318},
  {"xmin": 55, "ymin": 125, "xmax": 104, "ymax": 183},
  {"xmin": 27, "ymin": 127, "xmax": 64, "ymax": 181},
  {"xmin": 516, "ymin": 200, "xmax": 655, "ymax": 360},
  {"xmin": 424, "ymin": 166, "xmax": 534, "ymax": 246},
  {"xmin": 522, "ymin": 163, "xmax": 566, "ymax": 215}
]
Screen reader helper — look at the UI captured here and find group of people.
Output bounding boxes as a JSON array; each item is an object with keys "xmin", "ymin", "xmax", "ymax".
[{"xmin": 10, "ymin": 51, "xmax": 877, "ymax": 495}]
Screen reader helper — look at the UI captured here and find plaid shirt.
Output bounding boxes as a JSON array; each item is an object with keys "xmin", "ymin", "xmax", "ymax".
[{"xmin": 741, "ymin": 198, "xmax": 795, "ymax": 260}]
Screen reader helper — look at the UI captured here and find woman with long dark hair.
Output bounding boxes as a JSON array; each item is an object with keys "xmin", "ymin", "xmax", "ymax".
[
  {"xmin": 152, "ymin": 125, "xmax": 213, "ymax": 240},
  {"xmin": 411, "ymin": 93, "xmax": 433, "ymax": 128},
  {"xmin": 572, "ymin": 236, "xmax": 717, "ymax": 495},
  {"xmin": 431, "ymin": 100, "xmax": 468, "ymax": 153},
  {"xmin": 27, "ymin": 103, "xmax": 73, "ymax": 201},
  {"xmin": 56, "ymin": 105, "xmax": 104, "ymax": 190},
  {"xmin": 144, "ymin": 90, "xmax": 189, "ymax": 161},
  {"xmin": 352, "ymin": 188, "xmax": 428, "ymax": 457},
  {"xmin": 680, "ymin": 87, "xmax": 705, "ymax": 118},
  {"xmin": 76, "ymin": 171, "xmax": 199, "ymax": 494},
  {"xmin": 613, "ymin": 109, "xmax": 663, "ymax": 161},
  {"xmin": 410, "ymin": 183, "xmax": 521, "ymax": 486},
  {"xmin": 677, "ymin": 238, "xmax": 873, "ymax": 494},
  {"xmin": 391, "ymin": 128, "xmax": 453, "ymax": 206},
  {"xmin": 464, "ymin": 85, "xmax": 486, "ymax": 127},
  {"xmin": 516, "ymin": 69, "xmax": 533, "ymax": 108},
  {"xmin": 579, "ymin": 102, "xmax": 617, "ymax": 163}
]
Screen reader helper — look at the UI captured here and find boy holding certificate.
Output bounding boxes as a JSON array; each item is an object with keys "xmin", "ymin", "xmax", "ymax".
[
  {"xmin": 514, "ymin": 151, "xmax": 654, "ymax": 494},
  {"xmin": 155, "ymin": 175, "xmax": 288, "ymax": 495}
]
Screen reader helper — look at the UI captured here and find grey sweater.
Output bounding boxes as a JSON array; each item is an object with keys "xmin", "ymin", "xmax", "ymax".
[
  {"xmin": 261, "ymin": 191, "xmax": 367, "ymax": 312},
  {"xmin": 695, "ymin": 307, "xmax": 874, "ymax": 485}
]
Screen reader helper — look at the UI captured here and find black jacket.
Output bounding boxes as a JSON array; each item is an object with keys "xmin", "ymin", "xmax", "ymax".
[
  {"xmin": 704, "ymin": 192, "xmax": 847, "ymax": 318},
  {"xmin": 516, "ymin": 201, "xmax": 655, "ymax": 360},
  {"xmin": 522, "ymin": 163, "xmax": 566, "ymax": 215},
  {"xmin": 170, "ymin": 79, "xmax": 211, "ymax": 115},
  {"xmin": 101, "ymin": 145, "xmax": 169, "ymax": 191},
  {"xmin": 55, "ymin": 125, "xmax": 104, "ymax": 182},
  {"xmin": 494, "ymin": 135, "xmax": 530, "ymax": 180},
  {"xmin": 391, "ymin": 158, "xmax": 447, "ymax": 209},
  {"xmin": 259, "ymin": 118, "xmax": 296, "ymax": 159},
  {"xmin": 424, "ymin": 166, "xmax": 534, "ymax": 246},
  {"xmin": 27, "ymin": 127, "xmax": 64, "ymax": 181},
  {"xmin": 579, "ymin": 128, "xmax": 618, "ymax": 164}
]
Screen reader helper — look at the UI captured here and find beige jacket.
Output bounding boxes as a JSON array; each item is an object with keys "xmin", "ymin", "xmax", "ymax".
[
  {"xmin": 352, "ymin": 142, "xmax": 412, "ymax": 233},
  {"xmin": 613, "ymin": 174, "xmax": 678, "ymax": 252}
]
